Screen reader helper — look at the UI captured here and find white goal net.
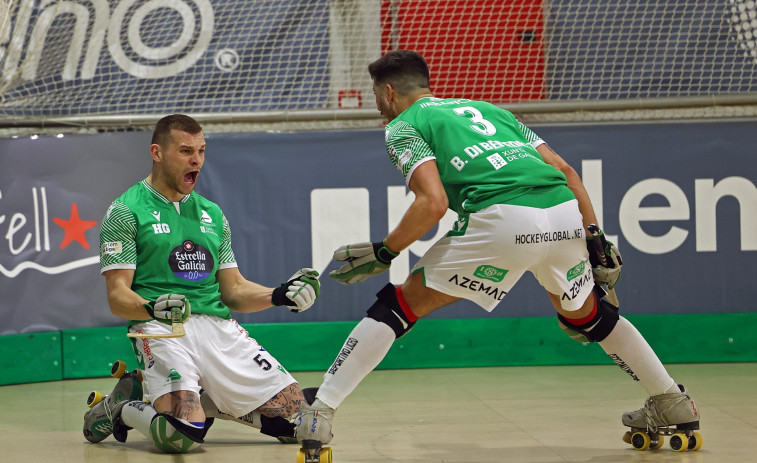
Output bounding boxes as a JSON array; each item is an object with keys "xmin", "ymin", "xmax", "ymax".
[{"xmin": 0, "ymin": 0, "xmax": 755, "ymax": 133}]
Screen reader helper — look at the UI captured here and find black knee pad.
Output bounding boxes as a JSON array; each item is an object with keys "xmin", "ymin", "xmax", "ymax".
[
  {"xmin": 558, "ymin": 297, "xmax": 619, "ymax": 343},
  {"xmin": 302, "ymin": 386, "xmax": 319, "ymax": 406},
  {"xmin": 367, "ymin": 283, "xmax": 416, "ymax": 338},
  {"xmin": 260, "ymin": 415, "xmax": 295, "ymax": 439},
  {"xmin": 202, "ymin": 417, "xmax": 214, "ymax": 439}
]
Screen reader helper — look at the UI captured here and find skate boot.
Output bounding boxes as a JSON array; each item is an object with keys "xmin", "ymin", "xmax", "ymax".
[
  {"xmin": 294, "ymin": 389, "xmax": 334, "ymax": 463},
  {"xmin": 621, "ymin": 384, "xmax": 702, "ymax": 451},
  {"xmin": 83, "ymin": 361, "xmax": 143, "ymax": 443}
]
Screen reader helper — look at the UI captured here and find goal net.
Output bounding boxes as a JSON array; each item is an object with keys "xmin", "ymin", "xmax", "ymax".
[{"xmin": 0, "ymin": 0, "xmax": 755, "ymax": 133}]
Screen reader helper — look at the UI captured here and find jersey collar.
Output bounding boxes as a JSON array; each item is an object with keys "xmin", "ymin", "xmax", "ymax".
[{"xmin": 141, "ymin": 179, "xmax": 191, "ymax": 204}]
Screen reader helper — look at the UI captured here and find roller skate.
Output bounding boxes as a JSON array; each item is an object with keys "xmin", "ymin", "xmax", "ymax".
[
  {"xmin": 83, "ymin": 360, "xmax": 143, "ymax": 443},
  {"xmin": 622, "ymin": 384, "xmax": 702, "ymax": 451},
  {"xmin": 294, "ymin": 388, "xmax": 334, "ymax": 463}
]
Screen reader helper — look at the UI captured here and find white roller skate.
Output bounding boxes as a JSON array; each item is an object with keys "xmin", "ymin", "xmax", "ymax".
[
  {"xmin": 622, "ymin": 384, "xmax": 702, "ymax": 451},
  {"xmin": 83, "ymin": 360, "xmax": 143, "ymax": 443},
  {"xmin": 294, "ymin": 396, "xmax": 335, "ymax": 463}
]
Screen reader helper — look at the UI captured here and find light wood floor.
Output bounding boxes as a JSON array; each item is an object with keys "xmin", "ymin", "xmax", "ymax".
[{"xmin": 1, "ymin": 363, "xmax": 753, "ymax": 463}]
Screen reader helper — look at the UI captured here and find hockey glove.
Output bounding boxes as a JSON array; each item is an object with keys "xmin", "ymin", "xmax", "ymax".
[
  {"xmin": 271, "ymin": 268, "xmax": 321, "ymax": 313},
  {"xmin": 586, "ymin": 225, "xmax": 623, "ymax": 290},
  {"xmin": 329, "ymin": 241, "xmax": 399, "ymax": 285},
  {"xmin": 144, "ymin": 294, "xmax": 191, "ymax": 325}
]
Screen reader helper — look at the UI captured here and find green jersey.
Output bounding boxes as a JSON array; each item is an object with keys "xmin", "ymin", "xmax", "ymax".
[
  {"xmin": 385, "ymin": 97, "xmax": 572, "ymax": 214},
  {"xmin": 100, "ymin": 180, "xmax": 236, "ymax": 320}
]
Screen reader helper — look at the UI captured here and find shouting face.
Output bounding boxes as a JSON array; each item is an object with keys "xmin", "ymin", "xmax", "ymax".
[{"xmin": 150, "ymin": 129, "xmax": 205, "ymax": 201}]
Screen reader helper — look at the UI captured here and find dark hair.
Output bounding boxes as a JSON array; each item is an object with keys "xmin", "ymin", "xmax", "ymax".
[
  {"xmin": 151, "ymin": 114, "xmax": 202, "ymax": 146},
  {"xmin": 368, "ymin": 50, "xmax": 430, "ymax": 95}
]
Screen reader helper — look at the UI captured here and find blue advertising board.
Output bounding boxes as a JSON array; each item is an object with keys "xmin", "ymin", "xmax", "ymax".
[{"xmin": 1, "ymin": 121, "xmax": 755, "ymax": 333}]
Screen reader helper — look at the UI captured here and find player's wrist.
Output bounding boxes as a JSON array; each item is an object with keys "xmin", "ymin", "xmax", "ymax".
[
  {"xmin": 271, "ymin": 285, "xmax": 293, "ymax": 306},
  {"xmin": 143, "ymin": 301, "xmax": 156, "ymax": 318},
  {"xmin": 373, "ymin": 240, "xmax": 399, "ymax": 265}
]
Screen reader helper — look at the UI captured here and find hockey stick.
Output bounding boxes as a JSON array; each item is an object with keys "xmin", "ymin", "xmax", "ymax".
[
  {"xmin": 587, "ymin": 224, "xmax": 620, "ymax": 307},
  {"xmin": 127, "ymin": 307, "xmax": 186, "ymax": 338}
]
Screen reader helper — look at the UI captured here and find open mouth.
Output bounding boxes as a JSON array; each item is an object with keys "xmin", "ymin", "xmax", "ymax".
[{"xmin": 184, "ymin": 171, "xmax": 199, "ymax": 184}]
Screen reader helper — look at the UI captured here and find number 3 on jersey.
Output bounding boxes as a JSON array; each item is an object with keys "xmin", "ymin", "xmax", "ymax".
[{"xmin": 454, "ymin": 106, "xmax": 497, "ymax": 136}]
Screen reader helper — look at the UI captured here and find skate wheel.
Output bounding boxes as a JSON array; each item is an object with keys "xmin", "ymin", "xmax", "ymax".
[
  {"xmin": 296, "ymin": 447, "xmax": 332, "ymax": 463},
  {"xmin": 630, "ymin": 431, "xmax": 651, "ymax": 450},
  {"xmin": 670, "ymin": 432, "xmax": 689, "ymax": 451},
  {"xmin": 87, "ymin": 391, "xmax": 103, "ymax": 408},
  {"xmin": 688, "ymin": 432, "xmax": 703, "ymax": 451},
  {"xmin": 111, "ymin": 360, "xmax": 127, "ymax": 378}
]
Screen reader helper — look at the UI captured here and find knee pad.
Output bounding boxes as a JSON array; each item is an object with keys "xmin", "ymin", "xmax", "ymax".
[
  {"xmin": 260, "ymin": 415, "xmax": 296, "ymax": 440},
  {"xmin": 150, "ymin": 413, "xmax": 205, "ymax": 454},
  {"xmin": 302, "ymin": 386, "xmax": 319, "ymax": 406},
  {"xmin": 366, "ymin": 283, "xmax": 417, "ymax": 338},
  {"xmin": 558, "ymin": 297, "xmax": 619, "ymax": 343}
]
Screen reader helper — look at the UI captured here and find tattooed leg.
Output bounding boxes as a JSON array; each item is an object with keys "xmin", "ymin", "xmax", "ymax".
[
  {"xmin": 153, "ymin": 390, "xmax": 206, "ymax": 422},
  {"xmin": 258, "ymin": 383, "xmax": 304, "ymax": 418}
]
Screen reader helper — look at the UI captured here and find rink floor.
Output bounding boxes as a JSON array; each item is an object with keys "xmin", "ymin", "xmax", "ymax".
[{"xmin": 1, "ymin": 363, "xmax": 753, "ymax": 463}]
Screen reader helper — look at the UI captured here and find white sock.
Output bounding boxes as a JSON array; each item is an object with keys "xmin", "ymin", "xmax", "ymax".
[
  {"xmin": 598, "ymin": 316, "xmax": 678, "ymax": 396},
  {"xmin": 315, "ymin": 318, "xmax": 396, "ymax": 409},
  {"xmin": 120, "ymin": 400, "xmax": 158, "ymax": 439}
]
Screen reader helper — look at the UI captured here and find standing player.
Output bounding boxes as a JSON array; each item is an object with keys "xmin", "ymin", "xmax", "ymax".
[
  {"xmin": 84, "ymin": 114, "xmax": 321, "ymax": 453},
  {"xmin": 295, "ymin": 50, "xmax": 700, "ymax": 451}
]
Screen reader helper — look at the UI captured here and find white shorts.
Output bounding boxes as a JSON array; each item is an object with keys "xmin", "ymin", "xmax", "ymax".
[
  {"xmin": 129, "ymin": 314, "xmax": 296, "ymax": 418},
  {"xmin": 412, "ymin": 200, "xmax": 594, "ymax": 312}
]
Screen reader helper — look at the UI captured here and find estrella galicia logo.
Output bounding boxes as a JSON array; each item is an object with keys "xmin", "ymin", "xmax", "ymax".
[
  {"xmin": 473, "ymin": 265, "xmax": 508, "ymax": 282},
  {"xmin": 169, "ymin": 240, "xmax": 214, "ymax": 281}
]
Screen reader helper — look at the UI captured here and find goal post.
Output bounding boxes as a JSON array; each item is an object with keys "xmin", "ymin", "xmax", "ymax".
[{"xmin": 0, "ymin": 0, "xmax": 755, "ymax": 135}]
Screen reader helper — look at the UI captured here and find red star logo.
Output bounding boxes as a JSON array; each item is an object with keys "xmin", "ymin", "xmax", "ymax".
[{"xmin": 53, "ymin": 203, "xmax": 98, "ymax": 250}]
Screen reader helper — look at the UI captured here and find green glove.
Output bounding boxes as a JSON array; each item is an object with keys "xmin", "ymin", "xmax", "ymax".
[
  {"xmin": 586, "ymin": 225, "xmax": 623, "ymax": 290},
  {"xmin": 271, "ymin": 268, "xmax": 321, "ymax": 312},
  {"xmin": 144, "ymin": 294, "xmax": 191, "ymax": 325},
  {"xmin": 329, "ymin": 241, "xmax": 399, "ymax": 285}
]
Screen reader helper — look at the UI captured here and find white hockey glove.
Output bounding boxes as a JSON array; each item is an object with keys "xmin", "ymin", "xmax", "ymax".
[
  {"xmin": 586, "ymin": 225, "xmax": 623, "ymax": 290},
  {"xmin": 271, "ymin": 268, "xmax": 320, "ymax": 313},
  {"xmin": 329, "ymin": 241, "xmax": 399, "ymax": 285},
  {"xmin": 144, "ymin": 294, "xmax": 191, "ymax": 325}
]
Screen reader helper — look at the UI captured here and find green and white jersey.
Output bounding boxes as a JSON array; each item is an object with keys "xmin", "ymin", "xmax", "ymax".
[
  {"xmin": 100, "ymin": 180, "xmax": 237, "ymax": 320},
  {"xmin": 385, "ymin": 97, "xmax": 573, "ymax": 214}
]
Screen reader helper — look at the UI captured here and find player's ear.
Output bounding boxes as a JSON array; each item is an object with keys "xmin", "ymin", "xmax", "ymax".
[
  {"xmin": 150, "ymin": 144, "xmax": 162, "ymax": 162},
  {"xmin": 385, "ymin": 83, "xmax": 395, "ymax": 100}
]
